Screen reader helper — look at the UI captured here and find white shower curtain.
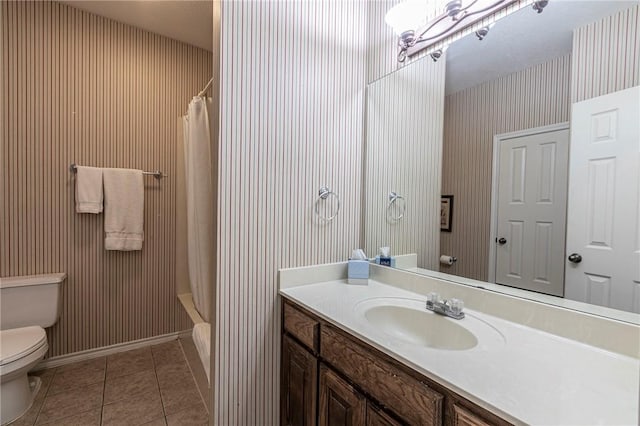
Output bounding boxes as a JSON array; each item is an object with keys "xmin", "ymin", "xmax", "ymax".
[{"xmin": 183, "ymin": 96, "xmax": 214, "ymax": 322}]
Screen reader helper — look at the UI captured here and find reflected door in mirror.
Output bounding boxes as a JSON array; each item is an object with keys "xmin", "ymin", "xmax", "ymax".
[{"xmin": 495, "ymin": 128, "xmax": 569, "ymax": 296}]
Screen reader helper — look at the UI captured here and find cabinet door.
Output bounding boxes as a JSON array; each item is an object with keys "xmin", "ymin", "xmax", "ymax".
[
  {"xmin": 319, "ymin": 365, "xmax": 366, "ymax": 426},
  {"xmin": 453, "ymin": 404, "xmax": 493, "ymax": 426},
  {"xmin": 366, "ymin": 403, "xmax": 402, "ymax": 426},
  {"xmin": 281, "ymin": 335, "xmax": 318, "ymax": 426}
]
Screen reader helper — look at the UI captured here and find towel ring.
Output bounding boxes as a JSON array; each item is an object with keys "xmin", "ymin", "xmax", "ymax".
[
  {"xmin": 314, "ymin": 186, "xmax": 340, "ymax": 222},
  {"xmin": 387, "ymin": 191, "xmax": 406, "ymax": 221}
]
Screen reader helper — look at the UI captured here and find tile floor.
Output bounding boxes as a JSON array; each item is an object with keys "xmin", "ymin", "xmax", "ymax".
[{"xmin": 12, "ymin": 340, "xmax": 208, "ymax": 426}]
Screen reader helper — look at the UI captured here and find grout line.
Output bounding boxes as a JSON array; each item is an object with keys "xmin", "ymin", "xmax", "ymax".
[
  {"xmin": 151, "ymin": 344, "xmax": 168, "ymax": 420},
  {"xmin": 32, "ymin": 368, "xmax": 57, "ymax": 425},
  {"xmin": 100, "ymin": 363, "xmax": 107, "ymax": 426},
  {"xmin": 177, "ymin": 338, "xmax": 208, "ymax": 412}
]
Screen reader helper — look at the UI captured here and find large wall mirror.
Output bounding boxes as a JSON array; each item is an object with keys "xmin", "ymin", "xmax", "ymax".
[{"xmin": 364, "ymin": 1, "xmax": 640, "ymax": 324}]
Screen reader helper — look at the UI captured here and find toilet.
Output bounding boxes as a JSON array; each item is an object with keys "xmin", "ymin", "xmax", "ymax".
[{"xmin": 0, "ymin": 273, "xmax": 66, "ymax": 425}]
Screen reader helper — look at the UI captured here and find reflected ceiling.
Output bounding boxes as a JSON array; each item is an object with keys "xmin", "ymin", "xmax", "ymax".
[{"xmin": 445, "ymin": 0, "xmax": 636, "ymax": 94}]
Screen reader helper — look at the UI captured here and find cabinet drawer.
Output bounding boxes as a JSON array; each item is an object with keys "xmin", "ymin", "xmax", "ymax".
[
  {"xmin": 321, "ymin": 324, "xmax": 443, "ymax": 426},
  {"xmin": 284, "ymin": 301, "xmax": 320, "ymax": 352}
]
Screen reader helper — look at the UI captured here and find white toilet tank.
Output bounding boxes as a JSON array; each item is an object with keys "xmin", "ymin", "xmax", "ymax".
[{"xmin": 0, "ymin": 273, "xmax": 66, "ymax": 330}]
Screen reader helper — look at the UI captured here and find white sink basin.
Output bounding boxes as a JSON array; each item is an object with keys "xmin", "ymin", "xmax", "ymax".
[{"xmin": 355, "ymin": 297, "xmax": 505, "ymax": 350}]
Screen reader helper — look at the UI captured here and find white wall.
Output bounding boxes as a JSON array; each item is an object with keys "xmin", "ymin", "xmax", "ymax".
[{"xmin": 216, "ymin": 1, "xmax": 367, "ymax": 424}]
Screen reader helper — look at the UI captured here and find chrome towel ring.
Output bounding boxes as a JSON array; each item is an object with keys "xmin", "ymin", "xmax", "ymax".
[
  {"xmin": 387, "ymin": 191, "xmax": 406, "ymax": 221},
  {"xmin": 314, "ymin": 186, "xmax": 340, "ymax": 222}
]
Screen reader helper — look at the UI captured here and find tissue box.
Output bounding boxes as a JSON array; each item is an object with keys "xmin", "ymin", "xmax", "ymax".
[
  {"xmin": 348, "ymin": 260, "xmax": 369, "ymax": 285},
  {"xmin": 374, "ymin": 256, "xmax": 396, "ymax": 267}
]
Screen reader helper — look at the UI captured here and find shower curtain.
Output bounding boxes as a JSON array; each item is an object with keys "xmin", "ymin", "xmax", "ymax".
[{"xmin": 182, "ymin": 96, "xmax": 214, "ymax": 322}]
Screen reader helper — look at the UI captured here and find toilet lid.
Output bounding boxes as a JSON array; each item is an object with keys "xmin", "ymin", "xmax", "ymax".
[{"xmin": 0, "ymin": 326, "xmax": 47, "ymax": 366}]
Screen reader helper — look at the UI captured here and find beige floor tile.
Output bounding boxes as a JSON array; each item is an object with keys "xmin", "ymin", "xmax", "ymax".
[
  {"xmin": 155, "ymin": 361, "xmax": 191, "ymax": 389},
  {"xmin": 141, "ymin": 417, "xmax": 167, "ymax": 426},
  {"xmin": 101, "ymin": 391, "xmax": 164, "ymax": 426},
  {"xmin": 165, "ymin": 402, "xmax": 208, "ymax": 426},
  {"xmin": 151, "ymin": 341, "xmax": 184, "ymax": 368},
  {"xmin": 179, "ymin": 337, "xmax": 209, "ymax": 401},
  {"xmin": 106, "ymin": 347, "xmax": 154, "ymax": 379},
  {"xmin": 20, "ymin": 344, "xmax": 203, "ymax": 426},
  {"xmin": 150, "ymin": 340, "xmax": 181, "ymax": 355},
  {"xmin": 9, "ymin": 396, "xmax": 44, "ymax": 426},
  {"xmin": 56, "ymin": 357, "xmax": 106, "ymax": 373},
  {"xmin": 159, "ymin": 379, "xmax": 202, "ymax": 416},
  {"xmin": 36, "ymin": 382, "xmax": 103, "ymax": 425},
  {"xmin": 48, "ymin": 367, "xmax": 105, "ymax": 396},
  {"xmin": 38, "ymin": 408, "xmax": 101, "ymax": 426},
  {"xmin": 103, "ymin": 369, "xmax": 159, "ymax": 405}
]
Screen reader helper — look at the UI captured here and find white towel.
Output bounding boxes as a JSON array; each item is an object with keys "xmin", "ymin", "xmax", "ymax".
[
  {"xmin": 103, "ymin": 168, "xmax": 144, "ymax": 251},
  {"xmin": 75, "ymin": 166, "xmax": 103, "ymax": 213}
]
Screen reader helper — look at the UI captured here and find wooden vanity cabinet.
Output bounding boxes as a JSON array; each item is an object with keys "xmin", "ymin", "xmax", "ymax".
[{"xmin": 281, "ymin": 299, "xmax": 511, "ymax": 426}]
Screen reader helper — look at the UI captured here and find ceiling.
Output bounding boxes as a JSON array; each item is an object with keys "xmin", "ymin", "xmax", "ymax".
[
  {"xmin": 445, "ymin": 0, "xmax": 637, "ymax": 94},
  {"xmin": 61, "ymin": 1, "xmax": 213, "ymax": 51}
]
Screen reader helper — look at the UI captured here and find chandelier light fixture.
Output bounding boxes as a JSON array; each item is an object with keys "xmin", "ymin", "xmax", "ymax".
[{"xmin": 386, "ymin": 0, "xmax": 550, "ymax": 62}]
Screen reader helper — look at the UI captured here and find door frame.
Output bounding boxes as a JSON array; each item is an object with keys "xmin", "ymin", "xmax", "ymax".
[{"xmin": 487, "ymin": 122, "xmax": 570, "ymax": 284}]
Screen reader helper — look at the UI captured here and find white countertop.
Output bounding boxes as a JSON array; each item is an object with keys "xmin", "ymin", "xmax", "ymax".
[{"xmin": 280, "ymin": 278, "xmax": 640, "ymax": 426}]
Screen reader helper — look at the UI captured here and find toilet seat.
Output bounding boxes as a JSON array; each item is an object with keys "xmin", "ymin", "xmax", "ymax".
[{"xmin": 0, "ymin": 326, "xmax": 47, "ymax": 367}]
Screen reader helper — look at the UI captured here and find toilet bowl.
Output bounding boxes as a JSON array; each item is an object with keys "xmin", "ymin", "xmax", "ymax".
[
  {"xmin": 0, "ymin": 273, "xmax": 65, "ymax": 425},
  {"xmin": 0, "ymin": 327, "xmax": 48, "ymax": 424}
]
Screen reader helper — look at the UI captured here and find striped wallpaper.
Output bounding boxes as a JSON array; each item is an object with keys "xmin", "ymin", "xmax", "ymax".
[
  {"xmin": 0, "ymin": 1, "xmax": 212, "ymax": 357},
  {"xmin": 366, "ymin": 0, "xmax": 403, "ymax": 83},
  {"xmin": 571, "ymin": 4, "xmax": 639, "ymax": 103},
  {"xmin": 364, "ymin": 56, "xmax": 445, "ymax": 269},
  {"xmin": 216, "ymin": 1, "xmax": 367, "ymax": 424},
  {"xmin": 440, "ymin": 54, "xmax": 571, "ymax": 281}
]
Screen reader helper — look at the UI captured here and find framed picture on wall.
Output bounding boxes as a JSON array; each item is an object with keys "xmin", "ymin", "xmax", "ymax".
[{"xmin": 441, "ymin": 195, "xmax": 453, "ymax": 232}]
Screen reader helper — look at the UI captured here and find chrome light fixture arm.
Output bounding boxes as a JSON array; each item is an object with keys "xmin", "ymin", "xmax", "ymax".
[{"xmin": 394, "ymin": 0, "xmax": 534, "ymax": 63}]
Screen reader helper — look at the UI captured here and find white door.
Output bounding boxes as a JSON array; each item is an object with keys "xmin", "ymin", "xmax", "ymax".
[
  {"xmin": 565, "ymin": 86, "xmax": 640, "ymax": 313},
  {"xmin": 495, "ymin": 128, "xmax": 570, "ymax": 296}
]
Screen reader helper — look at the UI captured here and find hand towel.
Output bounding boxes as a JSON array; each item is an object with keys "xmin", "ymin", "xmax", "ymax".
[
  {"xmin": 75, "ymin": 166, "xmax": 103, "ymax": 213},
  {"xmin": 103, "ymin": 168, "xmax": 144, "ymax": 251}
]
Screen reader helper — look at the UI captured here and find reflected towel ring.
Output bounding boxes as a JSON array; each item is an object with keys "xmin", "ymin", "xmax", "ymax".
[
  {"xmin": 314, "ymin": 186, "xmax": 340, "ymax": 222},
  {"xmin": 387, "ymin": 191, "xmax": 406, "ymax": 221}
]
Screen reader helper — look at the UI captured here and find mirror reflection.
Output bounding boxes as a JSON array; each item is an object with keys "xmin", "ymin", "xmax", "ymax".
[{"xmin": 365, "ymin": 1, "xmax": 640, "ymax": 321}]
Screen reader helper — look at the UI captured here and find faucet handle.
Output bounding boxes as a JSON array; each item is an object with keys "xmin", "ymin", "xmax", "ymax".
[
  {"xmin": 449, "ymin": 298, "xmax": 464, "ymax": 315},
  {"xmin": 427, "ymin": 292, "xmax": 440, "ymax": 304}
]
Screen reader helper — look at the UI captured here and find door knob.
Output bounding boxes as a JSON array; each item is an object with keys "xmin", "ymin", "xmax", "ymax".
[
  {"xmin": 497, "ymin": 237, "xmax": 507, "ymax": 245},
  {"xmin": 568, "ymin": 253, "xmax": 582, "ymax": 264}
]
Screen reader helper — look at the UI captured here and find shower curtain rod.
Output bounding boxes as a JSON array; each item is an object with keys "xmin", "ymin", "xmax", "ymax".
[{"xmin": 198, "ymin": 77, "xmax": 213, "ymax": 97}]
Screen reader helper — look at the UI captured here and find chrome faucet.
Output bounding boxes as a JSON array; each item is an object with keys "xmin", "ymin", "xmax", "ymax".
[{"xmin": 426, "ymin": 292, "xmax": 465, "ymax": 320}]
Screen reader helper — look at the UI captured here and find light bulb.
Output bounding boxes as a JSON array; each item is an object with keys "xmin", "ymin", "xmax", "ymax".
[{"xmin": 384, "ymin": 0, "xmax": 432, "ymax": 36}]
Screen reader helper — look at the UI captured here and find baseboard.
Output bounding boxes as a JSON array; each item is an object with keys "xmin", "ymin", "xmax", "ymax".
[{"xmin": 34, "ymin": 330, "xmax": 192, "ymax": 370}]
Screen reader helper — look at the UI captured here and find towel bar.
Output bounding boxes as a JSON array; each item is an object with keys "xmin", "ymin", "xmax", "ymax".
[{"xmin": 69, "ymin": 163, "xmax": 166, "ymax": 179}]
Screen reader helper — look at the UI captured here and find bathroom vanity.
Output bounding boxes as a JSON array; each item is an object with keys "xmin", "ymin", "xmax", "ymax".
[
  {"xmin": 279, "ymin": 263, "xmax": 640, "ymax": 426},
  {"xmin": 281, "ymin": 299, "xmax": 507, "ymax": 426}
]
